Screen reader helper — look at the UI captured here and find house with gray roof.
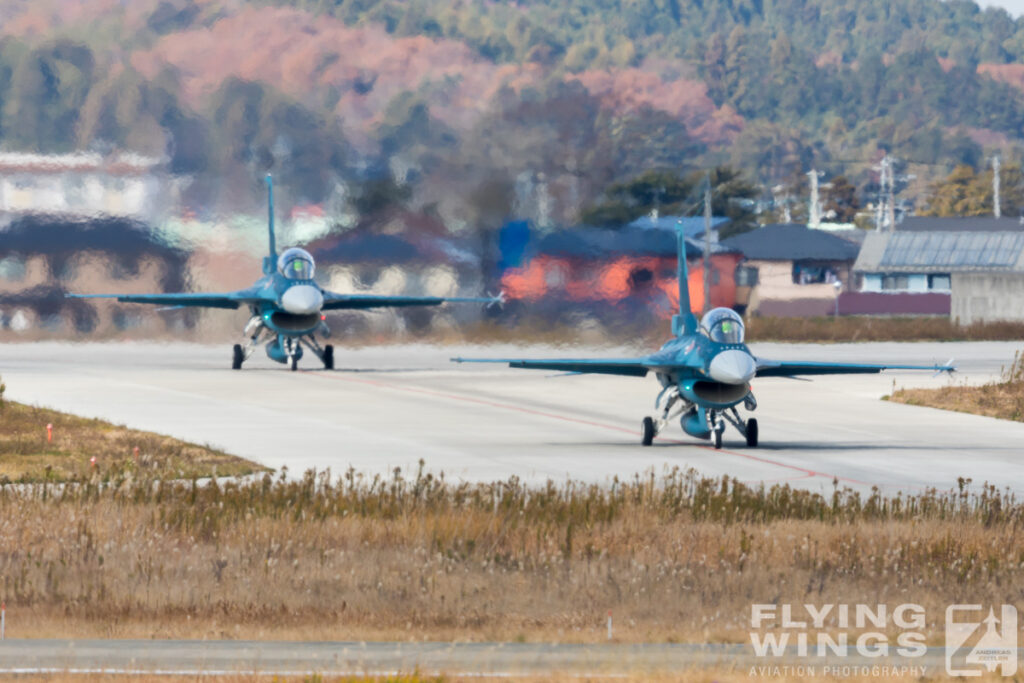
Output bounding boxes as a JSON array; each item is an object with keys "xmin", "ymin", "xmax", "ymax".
[
  {"xmin": 720, "ymin": 223, "xmax": 861, "ymax": 316},
  {"xmin": 854, "ymin": 230, "xmax": 1024, "ymax": 323}
]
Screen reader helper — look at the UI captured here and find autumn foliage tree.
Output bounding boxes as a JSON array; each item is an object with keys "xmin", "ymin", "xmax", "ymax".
[{"xmin": 921, "ymin": 163, "xmax": 1024, "ymax": 217}]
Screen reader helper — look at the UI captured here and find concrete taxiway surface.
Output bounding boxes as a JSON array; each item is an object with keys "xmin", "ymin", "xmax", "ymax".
[
  {"xmin": 2, "ymin": 341, "xmax": 1022, "ymax": 493},
  {"xmin": 0, "ymin": 639, "xmax": 957, "ymax": 675}
]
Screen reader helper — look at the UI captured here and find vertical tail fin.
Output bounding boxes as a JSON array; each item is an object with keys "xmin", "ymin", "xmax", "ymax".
[
  {"xmin": 672, "ymin": 224, "xmax": 698, "ymax": 336},
  {"xmin": 263, "ymin": 174, "xmax": 277, "ymax": 275}
]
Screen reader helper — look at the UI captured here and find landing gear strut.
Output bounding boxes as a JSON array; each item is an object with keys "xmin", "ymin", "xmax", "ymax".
[
  {"xmin": 710, "ymin": 410, "xmax": 725, "ymax": 449},
  {"xmin": 640, "ymin": 385, "xmax": 685, "ymax": 446},
  {"xmin": 721, "ymin": 406, "xmax": 759, "ymax": 448},
  {"xmin": 232, "ymin": 315, "xmax": 268, "ymax": 370},
  {"xmin": 298, "ymin": 335, "xmax": 335, "ymax": 370}
]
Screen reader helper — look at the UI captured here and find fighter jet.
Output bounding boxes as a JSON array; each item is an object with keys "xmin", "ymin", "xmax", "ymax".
[
  {"xmin": 70, "ymin": 175, "xmax": 499, "ymax": 371},
  {"xmin": 453, "ymin": 226, "xmax": 954, "ymax": 448}
]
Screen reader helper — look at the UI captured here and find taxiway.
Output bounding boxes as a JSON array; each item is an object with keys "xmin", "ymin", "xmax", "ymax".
[{"xmin": 2, "ymin": 341, "xmax": 1021, "ymax": 493}]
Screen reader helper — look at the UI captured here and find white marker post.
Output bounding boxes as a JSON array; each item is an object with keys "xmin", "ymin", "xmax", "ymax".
[
  {"xmin": 607, "ymin": 610, "xmax": 612, "ymax": 640},
  {"xmin": 2, "ymin": 601, "xmax": 6, "ymax": 639}
]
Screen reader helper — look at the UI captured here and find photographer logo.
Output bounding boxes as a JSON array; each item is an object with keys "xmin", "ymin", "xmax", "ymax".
[{"xmin": 945, "ymin": 605, "xmax": 1017, "ymax": 677}]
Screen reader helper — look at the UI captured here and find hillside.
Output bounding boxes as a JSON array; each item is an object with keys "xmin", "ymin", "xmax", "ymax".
[{"xmin": 0, "ymin": 0, "xmax": 1021, "ymax": 225}]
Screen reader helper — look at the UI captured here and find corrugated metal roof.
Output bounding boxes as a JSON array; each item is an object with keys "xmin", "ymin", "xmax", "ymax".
[{"xmin": 856, "ymin": 231, "xmax": 1024, "ymax": 272}]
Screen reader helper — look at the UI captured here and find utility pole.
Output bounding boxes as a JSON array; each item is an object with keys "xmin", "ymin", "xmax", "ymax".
[
  {"xmin": 703, "ymin": 174, "xmax": 712, "ymax": 315},
  {"xmin": 886, "ymin": 163, "xmax": 896, "ymax": 231},
  {"xmin": 993, "ymin": 154, "xmax": 1002, "ymax": 219},
  {"xmin": 874, "ymin": 155, "xmax": 897, "ymax": 231},
  {"xmin": 807, "ymin": 169, "xmax": 823, "ymax": 229},
  {"xmin": 874, "ymin": 156, "xmax": 888, "ymax": 231}
]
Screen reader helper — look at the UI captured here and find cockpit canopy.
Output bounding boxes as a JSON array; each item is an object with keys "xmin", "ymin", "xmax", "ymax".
[
  {"xmin": 277, "ymin": 247, "xmax": 315, "ymax": 280},
  {"xmin": 700, "ymin": 307, "xmax": 744, "ymax": 344}
]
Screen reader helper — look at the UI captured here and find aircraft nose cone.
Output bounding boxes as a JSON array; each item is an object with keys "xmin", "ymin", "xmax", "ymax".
[
  {"xmin": 708, "ymin": 349, "xmax": 756, "ymax": 385},
  {"xmin": 281, "ymin": 284, "xmax": 324, "ymax": 315}
]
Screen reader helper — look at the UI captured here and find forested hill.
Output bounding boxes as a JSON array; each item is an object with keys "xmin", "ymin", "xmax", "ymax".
[{"xmin": 1, "ymin": 0, "xmax": 1024, "ymax": 225}]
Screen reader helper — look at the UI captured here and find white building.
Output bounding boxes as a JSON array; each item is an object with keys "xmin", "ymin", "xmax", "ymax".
[{"xmin": 0, "ymin": 152, "xmax": 169, "ymax": 220}]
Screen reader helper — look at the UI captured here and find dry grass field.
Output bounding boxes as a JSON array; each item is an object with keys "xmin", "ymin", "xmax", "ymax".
[
  {"xmin": 889, "ymin": 350, "xmax": 1024, "ymax": 422},
  {"xmin": 0, "ymin": 463, "xmax": 1021, "ymax": 646},
  {"xmin": 0, "ymin": 386, "xmax": 262, "ymax": 481},
  {"xmin": 10, "ymin": 673, "xmax": 1008, "ymax": 683}
]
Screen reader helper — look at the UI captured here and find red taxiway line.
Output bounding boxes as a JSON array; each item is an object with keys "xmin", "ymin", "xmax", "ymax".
[{"xmin": 302, "ymin": 370, "xmax": 873, "ymax": 487}]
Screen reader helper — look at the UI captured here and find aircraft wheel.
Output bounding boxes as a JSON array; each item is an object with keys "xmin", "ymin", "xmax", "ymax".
[
  {"xmin": 290, "ymin": 355, "xmax": 298, "ymax": 372},
  {"xmin": 232, "ymin": 344, "xmax": 244, "ymax": 370},
  {"xmin": 713, "ymin": 426, "xmax": 723, "ymax": 449},
  {"xmin": 323, "ymin": 344, "xmax": 334, "ymax": 370},
  {"xmin": 641, "ymin": 417, "xmax": 655, "ymax": 446},
  {"xmin": 746, "ymin": 418, "xmax": 759, "ymax": 448}
]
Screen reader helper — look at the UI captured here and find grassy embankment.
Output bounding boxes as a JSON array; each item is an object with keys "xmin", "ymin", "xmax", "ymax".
[
  {"xmin": 0, "ymin": 379, "xmax": 262, "ymax": 481},
  {"xmin": 0, "ymin": 463, "xmax": 1020, "ymax": 646},
  {"xmin": 889, "ymin": 351, "xmax": 1024, "ymax": 421},
  {"xmin": 744, "ymin": 316, "xmax": 1024, "ymax": 343}
]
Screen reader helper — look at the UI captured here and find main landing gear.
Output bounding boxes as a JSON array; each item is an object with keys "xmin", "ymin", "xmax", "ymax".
[
  {"xmin": 298, "ymin": 335, "xmax": 334, "ymax": 371},
  {"xmin": 713, "ymin": 402, "xmax": 759, "ymax": 449},
  {"xmin": 639, "ymin": 385, "xmax": 685, "ymax": 447},
  {"xmin": 230, "ymin": 315, "xmax": 334, "ymax": 371},
  {"xmin": 639, "ymin": 388, "xmax": 759, "ymax": 448}
]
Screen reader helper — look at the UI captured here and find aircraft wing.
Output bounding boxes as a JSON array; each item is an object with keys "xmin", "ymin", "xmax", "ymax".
[
  {"xmin": 322, "ymin": 292, "xmax": 498, "ymax": 311},
  {"xmin": 451, "ymin": 356, "xmax": 664, "ymax": 377},
  {"xmin": 66, "ymin": 286, "xmax": 268, "ymax": 310},
  {"xmin": 755, "ymin": 359, "xmax": 956, "ymax": 377}
]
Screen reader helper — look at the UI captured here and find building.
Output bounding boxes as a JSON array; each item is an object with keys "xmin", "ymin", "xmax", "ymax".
[
  {"xmin": 499, "ymin": 224, "xmax": 744, "ymax": 325},
  {"xmin": 0, "ymin": 151, "xmax": 171, "ymax": 221},
  {"xmin": 626, "ymin": 213, "xmax": 731, "ymax": 241},
  {"xmin": 720, "ymin": 223, "xmax": 861, "ymax": 316},
  {"xmin": 854, "ymin": 229, "xmax": 1024, "ymax": 324}
]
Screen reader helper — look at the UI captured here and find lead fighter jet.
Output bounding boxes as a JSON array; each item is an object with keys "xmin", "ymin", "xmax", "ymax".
[
  {"xmin": 70, "ymin": 175, "xmax": 499, "ymax": 371},
  {"xmin": 453, "ymin": 227, "xmax": 954, "ymax": 448}
]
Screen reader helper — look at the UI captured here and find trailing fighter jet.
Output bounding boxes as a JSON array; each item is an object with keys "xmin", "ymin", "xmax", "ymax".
[
  {"xmin": 453, "ymin": 226, "xmax": 954, "ymax": 449},
  {"xmin": 70, "ymin": 176, "xmax": 499, "ymax": 371}
]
